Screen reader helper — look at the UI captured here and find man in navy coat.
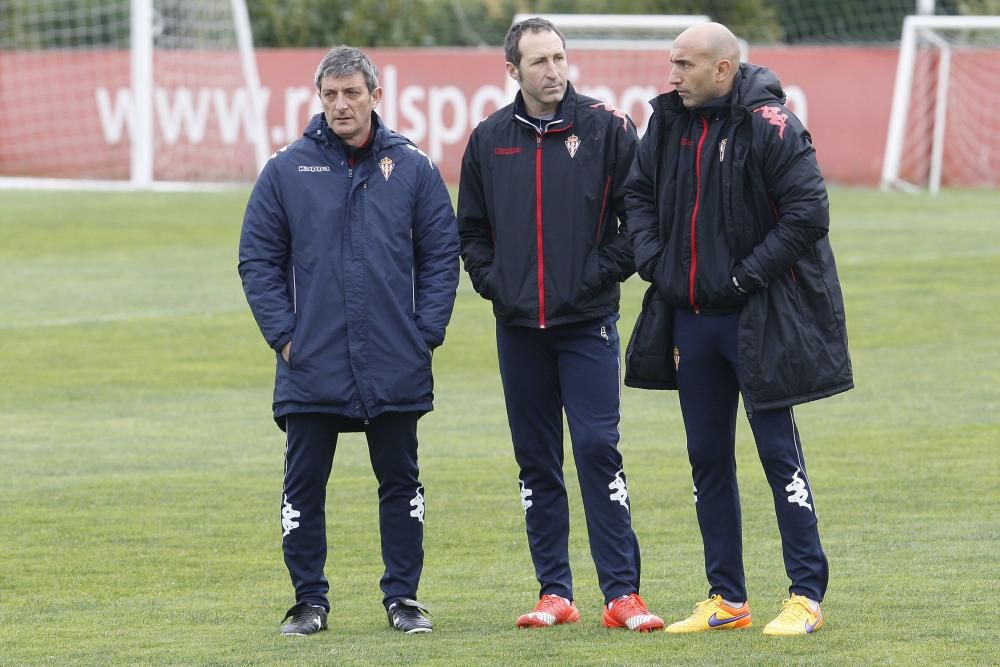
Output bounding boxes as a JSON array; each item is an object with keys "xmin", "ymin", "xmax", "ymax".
[{"xmin": 239, "ymin": 45, "xmax": 459, "ymax": 636}]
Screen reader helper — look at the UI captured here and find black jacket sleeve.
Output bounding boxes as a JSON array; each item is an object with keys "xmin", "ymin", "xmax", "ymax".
[
  {"xmin": 624, "ymin": 110, "xmax": 664, "ymax": 284},
  {"xmin": 734, "ymin": 107, "xmax": 829, "ymax": 291},
  {"xmin": 456, "ymin": 126, "xmax": 495, "ymax": 299},
  {"xmin": 596, "ymin": 114, "xmax": 639, "ymax": 286}
]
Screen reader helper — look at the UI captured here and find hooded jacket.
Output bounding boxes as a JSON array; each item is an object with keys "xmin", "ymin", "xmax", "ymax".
[
  {"xmin": 624, "ymin": 64, "xmax": 853, "ymax": 411},
  {"xmin": 239, "ymin": 112, "xmax": 459, "ymax": 426},
  {"xmin": 458, "ymin": 82, "xmax": 638, "ymax": 329}
]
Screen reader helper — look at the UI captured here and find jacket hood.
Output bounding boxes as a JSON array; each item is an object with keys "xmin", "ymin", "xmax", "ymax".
[
  {"xmin": 650, "ymin": 63, "xmax": 785, "ymax": 114},
  {"xmin": 302, "ymin": 111, "xmax": 409, "ymax": 151},
  {"xmin": 732, "ymin": 63, "xmax": 785, "ymax": 109}
]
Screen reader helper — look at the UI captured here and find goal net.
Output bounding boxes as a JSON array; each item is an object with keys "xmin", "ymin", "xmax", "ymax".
[
  {"xmin": 881, "ymin": 14, "xmax": 1000, "ymax": 193},
  {"xmin": 0, "ymin": 0, "xmax": 268, "ymax": 190}
]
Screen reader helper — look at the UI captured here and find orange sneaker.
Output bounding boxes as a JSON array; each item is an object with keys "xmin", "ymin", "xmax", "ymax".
[
  {"xmin": 602, "ymin": 593, "xmax": 665, "ymax": 632},
  {"xmin": 516, "ymin": 594, "xmax": 581, "ymax": 628}
]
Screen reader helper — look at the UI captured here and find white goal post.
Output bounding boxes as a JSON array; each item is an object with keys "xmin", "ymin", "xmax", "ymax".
[
  {"xmin": 512, "ymin": 13, "xmax": 711, "ymax": 50},
  {"xmin": 881, "ymin": 14, "xmax": 1000, "ymax": 194},
  {"xmin": 0, "ymin": 0, "xmax": 269, "ymax": 191}
]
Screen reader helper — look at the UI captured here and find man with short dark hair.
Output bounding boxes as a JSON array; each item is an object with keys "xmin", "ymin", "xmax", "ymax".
[
  {"xmin": 625, "ymin": 22, "xmax": 853, "ymax": 636},
  {"xmin": 458, "ymin": 18, "xmax": 663, "ymax": 632},
  {"xmin": 239, "ymin": 45, "xmax": 458, "ymax": 636}
]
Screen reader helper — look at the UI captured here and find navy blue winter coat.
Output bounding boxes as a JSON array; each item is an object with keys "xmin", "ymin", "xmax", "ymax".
[{"xmin": 239, "ymin": 112, "xmax": 459, "ymax": 427}]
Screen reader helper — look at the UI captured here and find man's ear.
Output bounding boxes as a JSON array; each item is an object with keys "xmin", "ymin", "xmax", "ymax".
[
  {"xmin": 716, "ymin": 58, "xmax": 733, "ymax": 83},
  {"xmin": 505, "ymin": 61, "xmax": 520, "ymax": 82}
]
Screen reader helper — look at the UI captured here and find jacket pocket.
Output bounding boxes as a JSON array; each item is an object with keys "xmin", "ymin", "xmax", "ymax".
[
  {"xmin": 478, "ymin": 263, "xmax": 498, "ymax": 300},
  {"xmin": 581, "ymin": 250, "xmax": 604, "ymax": 299},
  {"xmin": 624, "ymin": 284, "xmax": 677, "ymax": 390}
]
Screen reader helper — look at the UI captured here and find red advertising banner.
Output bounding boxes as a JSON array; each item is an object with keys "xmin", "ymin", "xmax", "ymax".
[{"xmin": 0, "ymin": 46, "xmax": 938, "ymax": 186}]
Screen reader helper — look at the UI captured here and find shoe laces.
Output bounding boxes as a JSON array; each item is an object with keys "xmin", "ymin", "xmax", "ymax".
[
  {"xmin": 285, "ymin": 602, "xmax": 322, "ymax": 622},
  {"xmin": 778, "ymin": 597, "xmax": 814, "ymax": 621},
  {"xmin": 535, "ymin": 594, "xmax": 571, "ymax": 613},
  {"xmin": 691, "ymin": 595, "xmax": 720, "ymax": 613},
  {"xmin": 609, "ymin": 593, "xmax": 648, "ymax": 616}
]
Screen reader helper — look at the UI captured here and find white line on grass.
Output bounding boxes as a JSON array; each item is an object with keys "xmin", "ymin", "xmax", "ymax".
[
  {"xmin": 0, "ymin": 305, "xmax": 245, "ymax": 330},
  {"xmin": 839, "ymin": 247, "xmax": 1000, "ymax": 265}
]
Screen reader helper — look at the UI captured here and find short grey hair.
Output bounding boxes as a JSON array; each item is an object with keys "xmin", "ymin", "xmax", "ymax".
[
  {"xmin": 314, "ymin": 45, "xmax": 379, "ymax": 92},
  {"xmin": 504, "ymin": 18, "xmax": 565, "ymax": 67}
]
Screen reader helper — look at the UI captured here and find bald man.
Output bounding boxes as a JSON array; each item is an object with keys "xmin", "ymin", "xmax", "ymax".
[{"xmin": 624, "ymin": 22, "xmax": 852, "ymax": 636}]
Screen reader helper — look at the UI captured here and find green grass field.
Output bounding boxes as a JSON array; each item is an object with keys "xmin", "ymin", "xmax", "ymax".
[{"xmin": 1, "ymin": 188, "xmax": 997, "ymax": 666}]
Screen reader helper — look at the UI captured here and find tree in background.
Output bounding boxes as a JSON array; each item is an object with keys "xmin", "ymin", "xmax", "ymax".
[
  {"xmin": 3, "ymin": 0, "xmax": 992, "ymax": 50},
  {"xmin": 245, "ymin": 0, "xmax": 781, "ymax": 48}
]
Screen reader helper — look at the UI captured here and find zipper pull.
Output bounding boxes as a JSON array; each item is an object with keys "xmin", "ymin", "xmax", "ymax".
[{"xmin": 348, "ymin": 167, "xmax": 353, "ymax": 178}]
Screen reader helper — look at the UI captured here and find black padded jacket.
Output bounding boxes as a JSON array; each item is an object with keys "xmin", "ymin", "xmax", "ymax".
[
  {"xmin": 624, "ymin": 64, "xmax": 853, "ymax": 411},
  {"xmin": 458, "ymin": 83, "xmax": 638, "ymax": 329}
]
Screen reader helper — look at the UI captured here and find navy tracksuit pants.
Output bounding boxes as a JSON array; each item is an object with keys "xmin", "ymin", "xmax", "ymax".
[
  {"xmin": 281, "ymin": 411, "xmax": 425, "ymax": 612},
  {"xmin": 673, "ymin": 309, "xmax": 829, "ymax": 603},
  {"xmin": 496, "ymin": 315, "xmax": 641, "ymax": 605}
]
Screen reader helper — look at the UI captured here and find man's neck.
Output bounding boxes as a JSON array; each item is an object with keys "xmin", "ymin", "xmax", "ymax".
[
  {"xmin": 523, "ymin": 100, "xmax": 557, "ymax": 119},
  {"xmin": 344, "ymin": 126, "xmax": 373, "ymax": 149}
]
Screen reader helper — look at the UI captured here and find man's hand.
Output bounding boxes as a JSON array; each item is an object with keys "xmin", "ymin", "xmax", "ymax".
[{"xmin": 281, "ymin": 341, "xmax": 291, "ymax": 362}]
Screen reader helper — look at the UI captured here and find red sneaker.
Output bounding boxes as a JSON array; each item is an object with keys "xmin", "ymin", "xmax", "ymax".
[
  {"xmin": 516, "ymin": 594, "xmax": 581, "ymax": 628},
  {"xmin": 602, "ymin": 593, "xmax": 665, "ymax": 632}
]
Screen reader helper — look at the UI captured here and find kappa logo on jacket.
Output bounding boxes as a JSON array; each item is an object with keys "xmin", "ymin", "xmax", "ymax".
[
  {"xmin": 589, "ymin": 101, "xmax": 630, "ymax": 131},
  {"xmin": 753, "ymin": 105, "xmax": 788, "ymax": 139},
  {"xmin": 297, "ymin": 165, "xmax": 330, "ymax": 172},
  {"xmin": 405, "ymin": 143, "xmax": 434, "ymax": 166}
]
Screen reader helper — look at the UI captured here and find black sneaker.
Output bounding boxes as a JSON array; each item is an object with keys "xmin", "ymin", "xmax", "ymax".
[
  {"xmin": 387, "ymin": 598, "xmax": 432, "ymax": 634},
  {"xmin": 280, "ymin": 602, "xmax": 328, "ymax": 636}
]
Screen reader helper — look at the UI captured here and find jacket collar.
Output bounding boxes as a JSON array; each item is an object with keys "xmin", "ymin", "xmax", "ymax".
[
  {"xmin": 304, "ymin": 111, "xmax": 404, "ymax": 153},
  {"xmin": 512, "ymin": 81, "xmax": 577, "ymax": 133}
]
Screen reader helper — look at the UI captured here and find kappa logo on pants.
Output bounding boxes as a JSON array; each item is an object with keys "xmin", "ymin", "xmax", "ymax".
[
  {"xmin": 409, "ymin": 487, "xmax": 425, "ymax": 523},
  {"xmin": 281, "ymin": 494, "xmax": 301, "ymax": 537},
  {"xmin": 609, "ymin": 470, "xmax": 630, "ymax": 511},
  {"xmin": 785, "ymin": 468, "xmax": 813, "ymax": 511},
  {"xmin": 519, "ymin": 479, "xmax": 533, "ymax": 513}
]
